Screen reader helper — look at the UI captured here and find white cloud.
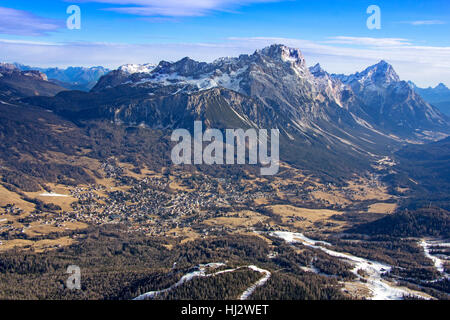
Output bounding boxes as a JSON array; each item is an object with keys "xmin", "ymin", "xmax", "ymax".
[
  {"xmin": 401, "ymin": 20, "xmax": 446, "ymax": 26},
  {"xmin": 232, "ymin": 36, "xmax": 450, "ymax": 67},
  {"xmin": 72, "ymin": 0, "xmax": 283, "ymax": 17},
  {"xmin": 325, "ymin": 36, "xmax": 411, "ymax": 47},
  {"xmin": 0, "ymin": 38, "xmax": 60, "ymax": 46},
  {"xmin": 0, "ymin": 38, "xmax": 254, "ymax": 67},
  {"xmin": 0, "ymin": 7, "xmax": 63, "ymax": 36}
]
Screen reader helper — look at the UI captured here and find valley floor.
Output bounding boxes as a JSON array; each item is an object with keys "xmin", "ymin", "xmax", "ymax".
[{"xmin": 0, "ymin": 160, "xmax": 448, "ymax": 300}]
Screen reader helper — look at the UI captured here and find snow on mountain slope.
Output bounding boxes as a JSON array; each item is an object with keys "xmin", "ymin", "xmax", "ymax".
[
  {"xmin": 334, "ymin": 60, "xmax": 400, "ymax": 88},
  {"xmin": 331, "ymin": 61, "xmax": 449, "ymax": 136},
  {"xmin": 119, "ymin": 63, "xmax": 156, "ymax": 74}
]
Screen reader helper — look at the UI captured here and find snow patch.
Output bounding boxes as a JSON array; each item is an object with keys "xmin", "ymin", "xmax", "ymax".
[
  {"xmin": 39, "ymin": 192, "xmax": 69, "ymax": 197},
  {"xmin": 134, "ymin": 263, "xmax": 270, "ymax": 301},
  {"xmin": 271, "ymin": 231, "xmax": 428, "ymax": 300},
  {"xmin": 119, "ymin": 63, "xmax": 156, "ymax": 74},
  {"xmin": 420, "ymin": 239, "xmax": 450, "ymax": 279},
  {"xmin": 239, "ymin": 266, "xmax": 271, "ymax": 300}
]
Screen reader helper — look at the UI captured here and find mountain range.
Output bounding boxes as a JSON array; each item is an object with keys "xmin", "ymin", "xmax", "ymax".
[
  {"xmin": 0, "ymin": 63, "xmax": 66, "ymax": 99},
  {"xmin": 2, "ymin": 44, "xmax": 450, "ymax": 183},
  {"xmin": 90, "ymin": 45, "xmax": 448, "ymax": 138},
  {"xmin": 24, "ymin": 45, "xmax": 448, "ymax": 172},
  {"xmin": 14, "ymin": 63, "xmax": 110, "ymax": 91},
  {"xmin": 408, "ymin": 82, "xmax": 450, "ymax": 116}
]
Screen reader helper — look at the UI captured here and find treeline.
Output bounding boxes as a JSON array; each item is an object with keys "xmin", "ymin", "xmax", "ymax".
[
  {"xmin": 319, "ymin": 234, "xmax": 449, "ymax": 297},
  {"xmin": 349, "ymin": 208, "xmax": 449, "ymax": 238},
  {"xmin": 0, "ymin": 103, "xmax": 96, "ymax": 191},
  {"xmin": 0, "ymin": 102, "xmax": 172, "ymax": 192},
  {"xmin": 155, "ymin": 269, "xmax": 261, "ymax": 300},
  {"xmin": 324, "ymin": 235, "xmax": 433, "ymax": 269},
  {"xmin": 249, "ymin": 272, "xmax": 347, "ymax": 300},
  {"xmin": 385, "ymin": 136, "xmax": 450, "ymax": 210},
  {"xmin": 0, "ymin": 225, "xmax": 350, "ymax": 300}
]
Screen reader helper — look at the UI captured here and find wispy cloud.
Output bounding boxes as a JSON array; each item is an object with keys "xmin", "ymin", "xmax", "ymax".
[
  {"xmin": 326, "ymin": 36, "xmax": 411, "ymax": 47},
  {"xmin": 0, "ymin": 38, "xmax": 60, "ymax": 46},
  {"xmin": 73, "ymin": 0, "xmax": 283, "ymax": 17},
  {"xmin": 401, "ymin": 20, "xmax": 447, "ymax": 26},
  {"xmin": 231, "ymin": 36, "xmax": 450, "ymax": 68},
  {"xmin": 0, "ymin": 38, "xmax": 252, "ymax": 67},
  {"xmin": 226, "ymin": 37, "xmax": 450, "ymax": 86},
  {"xmin": 0, "ymin": 7, "xmax": 63, "ymax": 36}
]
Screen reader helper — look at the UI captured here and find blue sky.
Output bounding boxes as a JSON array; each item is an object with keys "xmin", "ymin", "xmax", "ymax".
[{"xmin": 0, "ymin": 0, "xmax": 449, "ymax": 86}]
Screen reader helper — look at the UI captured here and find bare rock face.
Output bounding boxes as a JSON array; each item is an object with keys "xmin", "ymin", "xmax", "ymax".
[
  {"xmin": 0, "ymin": 63, "xmax": 65, "ymax": 98},
  {"xmin": 331, "ymin": 61, "xmax": 448, "ymax": 136}
]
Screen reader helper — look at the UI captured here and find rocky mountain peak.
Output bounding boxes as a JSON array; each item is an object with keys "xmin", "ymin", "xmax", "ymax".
[
  {"xmin": 0, "ymin": 63, "xmax": 48, "ymax": 81},
  {"xmin": 258, "ymin": 44, "xmax": 306, "ymax": 66},
  {"xmin": 334, "ymin": 60, "xmax": 400, "ymax": 88},
  {"xmin": 0, "ymin": 63, "xmax": 18, "ymax": 72},
  {"xmin": 435, "ymin": 83, "xmax": 449, "ymax": 91},
  {"xmin": 361, "ymin": 60, "xmax": 400, "ymax": 86},
  {"xmin": 309, "ymin": 63, "xmax": 328, "ymax": 77}
]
